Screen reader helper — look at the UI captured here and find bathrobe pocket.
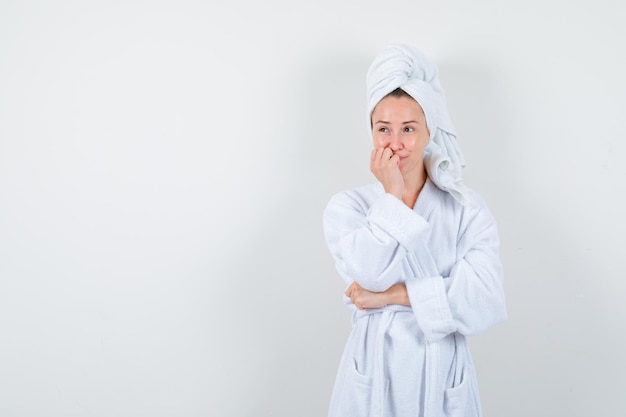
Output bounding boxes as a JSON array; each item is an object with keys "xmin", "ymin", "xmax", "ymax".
[
  {"xmin": 330, "ymin": 314, "xmax": 392, "ymax": 417},
  {"xmin": 443, "ymin": 365, "xmax": 469, "ymax": 417},
  {"xmin": 443, "ymin": 333, "xmax": 473, "ymax": 417},
  {"xmin": 353, "ymin": 362, "xmax": 374, "ymax": 417},
  {"xmin": 334, "ymin": 361, "xmax": 374, "ymax": 417}
]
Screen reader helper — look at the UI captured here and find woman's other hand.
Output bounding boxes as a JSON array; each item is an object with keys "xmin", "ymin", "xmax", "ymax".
[{"xmin": 345, "ymin": 281, "xmax": 387, "ymax": 310}]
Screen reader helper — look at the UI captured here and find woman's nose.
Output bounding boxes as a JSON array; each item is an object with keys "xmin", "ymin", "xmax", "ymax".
[{"xmin": 389, "ymin": 133, "xmax": 402, "ymax": 150}]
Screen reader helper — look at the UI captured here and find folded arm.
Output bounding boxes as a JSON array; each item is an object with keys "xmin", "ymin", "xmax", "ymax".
[
  {"xmin": 345, "ymin": 281, "xmax": 410, "ymax": 310},
  {"xmin": 323, "ymin": 191, "xmax": 429, "ymax": 292},
  {"xmin": 404, "ymin": 198, "xmax": 507, "ymax": 341}
]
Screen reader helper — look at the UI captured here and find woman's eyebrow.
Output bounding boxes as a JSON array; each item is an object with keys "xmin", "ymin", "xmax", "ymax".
[{"xmin": 374, "ymin": 120, "xmax": 420, "ymax": 125}]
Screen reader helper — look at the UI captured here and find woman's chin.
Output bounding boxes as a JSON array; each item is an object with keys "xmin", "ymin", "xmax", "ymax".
[{"xmin": 400, "ymin": 163, "xmax": 426, "ymax": 179}]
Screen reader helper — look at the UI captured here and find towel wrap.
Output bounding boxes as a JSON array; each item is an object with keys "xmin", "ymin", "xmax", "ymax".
[{"xmin": 366, "ymin": 43, "xmax": 471, "ymax": 206}]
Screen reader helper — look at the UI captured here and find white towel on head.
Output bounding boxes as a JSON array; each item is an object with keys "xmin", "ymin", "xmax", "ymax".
[{"xmin": 366, "ymin": 43, "xmax": 471, "ymax": 206}]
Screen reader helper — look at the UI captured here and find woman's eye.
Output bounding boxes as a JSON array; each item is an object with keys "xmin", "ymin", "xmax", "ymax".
[
  {"xmin": 379, "ymin": 127, "xmax": 389, "ymax": 133},
  {"xmin": 404, "ymin": 126, "xmax": 414, "ymax": 132}
]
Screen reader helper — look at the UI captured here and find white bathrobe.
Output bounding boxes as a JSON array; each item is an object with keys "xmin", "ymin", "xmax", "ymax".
[{"xmin": 323, "ymin": 179, "xmax": 507, "ymax": 417}]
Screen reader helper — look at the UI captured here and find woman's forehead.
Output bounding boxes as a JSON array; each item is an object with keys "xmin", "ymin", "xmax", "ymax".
[{"xmin": 371, "ymin": 96, "xmax": 426, "ymax": 121}]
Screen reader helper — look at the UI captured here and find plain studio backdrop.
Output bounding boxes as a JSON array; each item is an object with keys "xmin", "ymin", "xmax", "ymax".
[{"xmin": 1, "ymin": 1, "xmax": 624, "ymax": 416}]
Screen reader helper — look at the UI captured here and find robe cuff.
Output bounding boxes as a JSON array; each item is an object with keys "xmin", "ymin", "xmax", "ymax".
[
  {"xmin": 406, "ymin": 275, "xmax": 456, "ymax": 342},
  {"xmin": 367, "ymin": 193, "xmax": 430, "ymax": 252}
]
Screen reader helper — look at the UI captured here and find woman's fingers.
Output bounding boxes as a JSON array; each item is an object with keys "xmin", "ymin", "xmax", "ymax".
[
  {"xmin": 370, "ymin": 148, "xmax": 388, "ymax": 174},
  {"xmin": 344, "ymin": 283, "xmax": 353, "ymax": 297},
  {"xmin": 346, "ymin": 282, "xmax": 363, "ymax": 307},
  {"xmin": 370, "ymin": 146, "xmax": 404, "ymax": 199},
  {"xmin": 372, "ymin": 147, "xmax": 393, "ymax": 164},
  {"xmin": 345, "ymin": 281, "xmax": 359, "ymax": 298}
]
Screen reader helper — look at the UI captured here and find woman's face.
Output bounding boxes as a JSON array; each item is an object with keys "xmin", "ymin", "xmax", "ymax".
[{"xmin": 371, "ymin": 95, "xmax": 430, "ymax": 178}]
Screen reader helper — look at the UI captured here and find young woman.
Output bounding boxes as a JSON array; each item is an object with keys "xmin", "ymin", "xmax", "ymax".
[{"xmin": 323, "ymin": 44, "xmax": 507, "ymax": 417}]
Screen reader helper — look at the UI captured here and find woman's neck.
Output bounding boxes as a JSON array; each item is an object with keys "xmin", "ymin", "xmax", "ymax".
[{"xmin": 402, "ymin": 167, "xmax": 427, "ymax": 208}]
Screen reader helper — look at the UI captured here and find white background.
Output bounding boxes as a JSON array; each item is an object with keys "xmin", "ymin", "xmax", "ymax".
[{"xmin": 1, "ymin": 1, "xmax": 625, "ymax": 416}]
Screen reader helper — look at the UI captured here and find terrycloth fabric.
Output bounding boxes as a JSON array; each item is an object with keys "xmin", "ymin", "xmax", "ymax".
[
  {"xmin": 323, "ymin": 179, "xmax": 507, "ymax": 416},
  {"xmin": 366, "ymin": 43, "xmax": 470, "ymax": 205}
]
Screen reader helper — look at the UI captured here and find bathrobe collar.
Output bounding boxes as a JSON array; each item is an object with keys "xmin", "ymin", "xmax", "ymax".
[{"xmin": 374, "ymin": 176, "xmax": 440, "ymax": 217}]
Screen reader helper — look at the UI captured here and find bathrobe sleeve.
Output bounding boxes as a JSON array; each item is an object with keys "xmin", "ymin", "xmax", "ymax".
[
  {"xmin": 404, "ymin": 194, "xmax": 507, "ymax": 342},
  {"xmin": 324, "ymin": 187, "xmax": 506, "ymax": 342},
  {"xmin": 323, "ymin": 190, "xmax": 430, "ymax": 292}
]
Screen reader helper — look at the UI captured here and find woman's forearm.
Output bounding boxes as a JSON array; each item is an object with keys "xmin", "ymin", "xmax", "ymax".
[
  {"xmin": 346, "ymin": 282, "xmax": 412, "ymax": 310},
  {"xmin": 386, "ymin": 283, "xmax": 411, "ymax": 307}
]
